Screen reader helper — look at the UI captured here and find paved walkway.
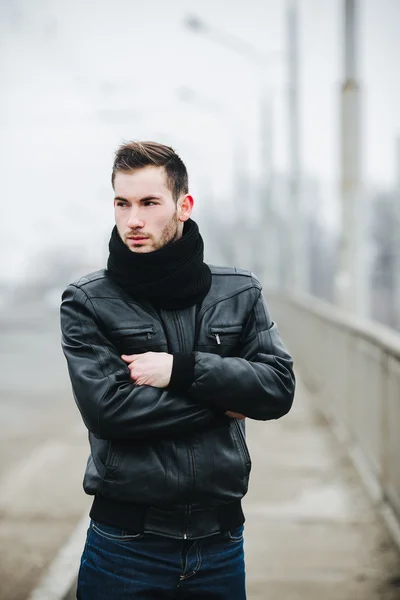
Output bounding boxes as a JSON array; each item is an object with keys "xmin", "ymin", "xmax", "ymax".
[
  {"xmin": 243, "ymin": 377, "xmax": 400, "ymax": 600},
  {"xmin": 47, "ymin": 377, "xmax": 400, "ymax": 600}
]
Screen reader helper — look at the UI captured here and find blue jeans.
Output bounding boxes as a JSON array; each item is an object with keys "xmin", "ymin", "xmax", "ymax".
[{"xmin": 77, "ymin": 519, "xmax": 246, "ymax": 599}]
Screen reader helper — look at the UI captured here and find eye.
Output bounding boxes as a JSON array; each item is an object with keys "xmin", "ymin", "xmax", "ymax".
[
  {"xmin": 116, "ymin": 201, "xmax": 129, "ymax": 207},
  {"xmin": 143, "ymin": 201, "xmax": 157, "ymax": 206}
]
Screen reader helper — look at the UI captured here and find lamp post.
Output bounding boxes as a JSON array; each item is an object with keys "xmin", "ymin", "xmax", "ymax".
[
  {"xmin": 335, "ymin": 0, "xmax": 364, "ymax": 314},
  {"xmin": 184, "ymin": 12, "xmax": 298, "ymax": 291},
  {"xmin": 285, "ymin": 0, "xmax": 304, "ymax": 293},
  {"xmin": 177, "ymin": 85, "xmax": 252, "ymax": 268},
  {"xmin": 185, "ymin": 15, "xmax": 282, "ymax": 67}
]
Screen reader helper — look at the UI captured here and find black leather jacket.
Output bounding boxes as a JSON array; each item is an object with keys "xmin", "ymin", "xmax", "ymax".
[{"xmin": 60, "ymin": 266, "xmax": 295, "ymax": 538}]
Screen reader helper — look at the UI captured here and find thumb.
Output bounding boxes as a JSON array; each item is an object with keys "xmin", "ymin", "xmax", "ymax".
[{"xmin": 121, "ymin": 354, "xmax": 138, "ymax": 362}]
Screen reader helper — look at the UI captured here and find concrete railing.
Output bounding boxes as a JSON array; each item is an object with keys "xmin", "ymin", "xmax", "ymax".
[{"xmin": 269, "ymin": 292, "xmax": 400, "ymax": 543}]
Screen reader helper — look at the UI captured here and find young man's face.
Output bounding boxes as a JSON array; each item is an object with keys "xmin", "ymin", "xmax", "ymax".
[{"xmin": 113, "ymin": 166, "xmax": 190, "ymax": 253}]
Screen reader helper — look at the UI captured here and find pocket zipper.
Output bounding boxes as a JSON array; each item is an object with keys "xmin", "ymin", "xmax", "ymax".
[
  {"xmin": 210, "ymin": 326, "xmax": 242, "ymax": 345},
  {"xmin": 113, "ymin": 326, "xmax": 154, "ymax": 339}
]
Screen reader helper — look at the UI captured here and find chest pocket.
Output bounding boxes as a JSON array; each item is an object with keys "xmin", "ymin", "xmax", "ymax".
[
  {"xmin": 208, "ymin": 325, "xmax": 243, "ymax": 356},
  {"xmin": 111, "ymin": 325, "xmax": 167, "ymax": 355}
]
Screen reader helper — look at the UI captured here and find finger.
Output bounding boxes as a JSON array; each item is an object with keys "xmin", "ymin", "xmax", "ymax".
[{"xmin": 121, "ymin": 354, "xmax": 138, "ymax": 362}]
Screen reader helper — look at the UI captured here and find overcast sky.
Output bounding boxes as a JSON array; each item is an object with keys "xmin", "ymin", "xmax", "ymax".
[{"xmin": 1, "ymin": 0, "xmax": 399, "ymax": 282}]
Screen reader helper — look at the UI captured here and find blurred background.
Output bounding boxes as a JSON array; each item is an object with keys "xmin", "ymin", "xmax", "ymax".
[
  {"xmin": 1, "ymin": 1, "xmax": 400, "ymax": 599},
  {"xmin": 1, "ymin": 0, "xmax": 400, "ymax": 326}
]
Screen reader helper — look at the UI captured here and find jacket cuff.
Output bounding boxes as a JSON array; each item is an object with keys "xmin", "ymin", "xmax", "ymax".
[{"xmin": 168, "ymin": 353, "xmax": 195, "ymax": 393}]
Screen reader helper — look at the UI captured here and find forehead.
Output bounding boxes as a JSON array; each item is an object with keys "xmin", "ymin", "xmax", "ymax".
[{"xmin": 113, "ymin": 166, "xmax": 170, "ymax": 199}]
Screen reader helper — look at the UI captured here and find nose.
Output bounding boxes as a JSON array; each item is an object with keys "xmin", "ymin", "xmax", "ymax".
[{"xmin": 127, "ymin": 207, "xmax": 144, "ymax": 230}]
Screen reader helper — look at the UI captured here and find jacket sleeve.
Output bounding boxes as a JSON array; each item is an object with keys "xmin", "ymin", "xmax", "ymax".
[
  {"xmin": 190, "ymin": 288, "xmax": 295, "ymax": 420},
  {"xmin": 60, "ymin": 285, "xmax": 219, "ymax": 440}
]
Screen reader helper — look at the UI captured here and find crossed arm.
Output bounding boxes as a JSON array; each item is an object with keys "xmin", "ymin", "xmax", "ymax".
[
  {"xmin": 120, "ymin": 351, "xmax": 245, "ymax": 420},
  {"xmin": 60, "ymin": 285, "xmax": 295, "ymax": 441}
]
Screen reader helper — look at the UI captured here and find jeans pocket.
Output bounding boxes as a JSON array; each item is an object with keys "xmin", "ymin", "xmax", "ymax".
[
  {"xmin": 226, "ymin": 525, "xmax": 244, "ymax": 543},
  {"xmin": 91, "ymin": 520, "xmax": 144, "ymax": 542}
]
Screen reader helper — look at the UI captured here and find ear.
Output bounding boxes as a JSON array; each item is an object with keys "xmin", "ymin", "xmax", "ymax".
[{"xmin": 178, "ymin": 194, "xmax": 194, "ymax": 222}]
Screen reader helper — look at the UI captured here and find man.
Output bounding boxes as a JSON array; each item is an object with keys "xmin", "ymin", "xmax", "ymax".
[{"xmin": 60, "ymin": 141, "xmax": 295, "ymax": 599}]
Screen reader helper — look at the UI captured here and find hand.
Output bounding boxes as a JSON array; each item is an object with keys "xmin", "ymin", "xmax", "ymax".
[
  {"xmin": 121, "ymin": 352, "xmax": 173, "ymax": 388},
  {"xmin": 225, "ymin": 411, "xmax": 246, "ymax": 420}
]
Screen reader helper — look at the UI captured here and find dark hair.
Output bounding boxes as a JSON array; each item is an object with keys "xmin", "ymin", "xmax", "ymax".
[{"xmin": 111, "ymin": 141, "xmax": 189, "ymax": 201}]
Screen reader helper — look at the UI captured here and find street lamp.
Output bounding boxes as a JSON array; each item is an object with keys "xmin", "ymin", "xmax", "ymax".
[
  {"xmin": 184, "ymin": 14, "xmax": 282, "ymax": 67},
  {"xmin": 335, "ymin": 0, "xmax": 364, "ymax": 315},
  {"xmin": 176, "ymin": 85, "xmax": 251, "ymax": 267},
  {"xmin": 185, "ymin": 15, "xmax": 207, "ymax": 33},
  {"xmin": 183, "ymin": 13, "xmax": 289, "ymax": 289}
]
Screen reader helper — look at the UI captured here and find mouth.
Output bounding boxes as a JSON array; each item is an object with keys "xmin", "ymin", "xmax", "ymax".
[{"xmin": 127, "ymin": 236, "xmax": 149, "ymax": 242}]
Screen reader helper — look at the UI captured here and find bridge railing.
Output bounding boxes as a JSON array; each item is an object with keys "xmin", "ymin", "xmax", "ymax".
[{"xmin": 269, "ymin": 292, "xmax": 400, "ymax": 538}]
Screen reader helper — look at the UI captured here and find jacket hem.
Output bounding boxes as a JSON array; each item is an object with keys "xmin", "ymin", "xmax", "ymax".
[{"xmin": 90, "ymin": 496, "xmax": 245, "ymax": 539}]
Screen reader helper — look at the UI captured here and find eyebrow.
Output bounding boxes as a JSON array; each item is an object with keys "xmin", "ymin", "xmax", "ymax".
[{"xmin": 114, "ymin": 195, "xmax": 162, "ymax": 203}]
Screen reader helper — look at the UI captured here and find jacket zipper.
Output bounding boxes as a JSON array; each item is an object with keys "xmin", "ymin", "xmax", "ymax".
[
  {"xmin": 183, "ymin": 505, "xmax": 190, "ymax": 539},
  {"xmin": 174, "ymin": 311, "xmax": 186, "ymax": 351},
  {"xmin": 183, "ymin": 445, "xmax": 196, "ymax": 539},
  {"xmin": 173, "ymin": 310, "xmax": 196, "ymax": 539}
]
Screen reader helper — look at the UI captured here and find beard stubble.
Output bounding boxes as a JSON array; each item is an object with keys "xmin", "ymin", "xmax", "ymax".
[{"xmin": 126, "ymin": 211, "xmax": 181, "ymax": 253}]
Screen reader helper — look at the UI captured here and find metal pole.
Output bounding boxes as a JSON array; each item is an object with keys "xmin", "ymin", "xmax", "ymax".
[
  {"xmin": 259, "ymin": 89, "xmax": 278, "ymax": 288},
  {"xmin": 286, "ymin": 0, "xmax": 305, "ymax": 293},
  {"xmin": 393, "ymin": 135, "xmax": 400, "ymax": 329},
  {"xmin": 184, "ymin": 16, "xmax": 283, "ymax": 278},
  {"xmin": 335, "ymin": 0, "xmax": 364, "ymax": 313},
  {"xmin": 232, "ymin": 134, "xmax": 252, "ymax": 270},
  {"xmin": 177, "ymin": 86, "xmax": 251, "ymax": 269}
]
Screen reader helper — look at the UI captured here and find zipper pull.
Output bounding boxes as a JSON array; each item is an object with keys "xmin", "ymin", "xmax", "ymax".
[
  {"xmin": 214, "ymin": 333, "xmax": 221, "ymax": 345},
  {"xmin": 147, "ymin": 332, "xmax": 152, "ymax": 340}
]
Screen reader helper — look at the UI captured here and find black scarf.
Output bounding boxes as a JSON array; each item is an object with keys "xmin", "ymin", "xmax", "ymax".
[{"xmin": 106, "ymin": 219, "xmax": 212, "ymax": 310}]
